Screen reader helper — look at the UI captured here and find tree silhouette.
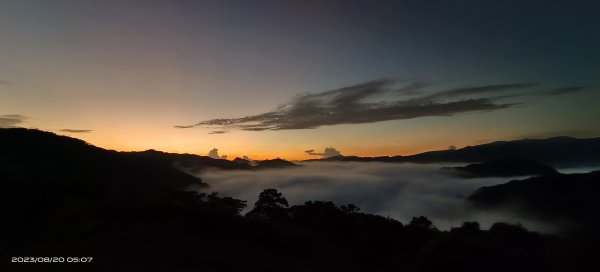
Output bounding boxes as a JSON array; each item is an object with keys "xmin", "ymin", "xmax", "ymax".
[
  {"xmin": 205, "ymin": 192, "xmax": 248, "ymax": 215},
  {"xmin": 408, "ymin": 216, "xmax": 437, "ymax": 230},
  {"xmin": 450, "ymin": 221, "xmax": 481, "ymax": 234},
  {"xmin": 246, "ymin": 188, "xmax": 289, "ymax": 220},
  {"xmin": 172, "ymin": 191, "xmax": 247, "ymax": 215},
  {"xmin": 341, "ymin": 204, "xmax": 361, "ymax": 214},
  {"xmin": 289, "ymin": 201, "xmax": 340, "ymax": 224}
]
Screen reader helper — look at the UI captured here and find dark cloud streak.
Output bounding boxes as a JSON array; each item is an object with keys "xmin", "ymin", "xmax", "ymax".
[
  {"xmin": 59, "ymin": 129, "xmax": 93, "ymax": 133},
  {"xmin": 179, "ymin": 80, "xmax": 542, "ymax": 132},
  {"xmin": 0, "ymin": 114, "xmax": 26, "ymax": 128},
  {"xmin": 486, "ymin": 85, "xmax": 593, "ymax": 101},
  {"xmin": 424, "ymin": 83, "xmax": 537, "ymax": 100},
  {"xmin": 174, "ymin": 125, "xmax": 195, "ymax": 129},
  {"xmin": 305, "ymin": 149, "xmax": 322, "ymax": 156}
]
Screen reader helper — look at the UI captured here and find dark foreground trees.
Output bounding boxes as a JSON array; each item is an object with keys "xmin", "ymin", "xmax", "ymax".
[
  {"xmin": 4, "ymin": 185, "xmax": 599, "ymax": 272},
  {"xmin": 246, "ymin": 188, "xmax": 289, "ymax": 220}
]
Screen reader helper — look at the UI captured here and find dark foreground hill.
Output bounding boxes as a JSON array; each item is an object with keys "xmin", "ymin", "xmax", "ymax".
[
  {"xmin": 0, "ymin": 128, "xmax": 207, "ymax": 205},
  {"xmin": 469, "ymin": 171, "xmax": 600, "ymax": 234},
  {"xmin": 2, "ymin": 128, "xmax": 598, "ymax": 271},
  {"xmin": 309, "ymin": 136, "xmax": 600, "ymax": 167}
]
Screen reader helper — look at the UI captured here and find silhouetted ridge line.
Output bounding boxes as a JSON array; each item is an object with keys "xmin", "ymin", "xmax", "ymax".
[
  {"xmin": 304, "ymin": 136, "xmax": 600, "ymax": 167},
  {"xmin": 254, "ymin": 158, "xmax": 299, "ymax": 169},
  {"xmin": 443, "ymin": 159, "xmax": 559, "ymax": 177}
]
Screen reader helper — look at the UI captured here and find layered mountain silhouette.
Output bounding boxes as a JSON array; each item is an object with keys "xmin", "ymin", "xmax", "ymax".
[
  {"xmin": 232, "ymin": 157, "xmax": 252, "ymax": 165},
  {"xmin": 130, "ymin": 149, "xmax": 254, "ymax": 171},
  {"xmin": 2, "ymin": 128, "xmax": 599, "ymax": 271},
  {"xmin": 0, "ymin": 128, "xmax": 207, "ymax": 198},
  {"xmin": 308, "ymin": 136, "xmax": 600, "ymax": 167},
  {"xmin": 444, "ymin": 159, "xmax": 559, "ymax": 177},
  {"xmin": 0, "ymin": 127, "xmax": 296, "ymax": 172},
  {"xmin": 0, "ymin": 128, "xmax": 297, "ymax": 239}
]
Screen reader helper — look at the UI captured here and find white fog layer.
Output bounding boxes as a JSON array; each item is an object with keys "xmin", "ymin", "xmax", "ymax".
[{"xmin": 194, "ymin": 162, "xmax": 555, "ymax": 231}]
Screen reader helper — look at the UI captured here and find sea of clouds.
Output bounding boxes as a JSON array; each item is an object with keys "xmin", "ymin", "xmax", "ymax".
[{"xmin": 194, "ymin": 162, "xmax": 555, "ymax": 231}]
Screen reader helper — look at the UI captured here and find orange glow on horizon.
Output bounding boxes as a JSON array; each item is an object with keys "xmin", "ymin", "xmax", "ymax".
[{"xmin": 56, "ymin": 129, "xmax": 458, "ymax": 161}]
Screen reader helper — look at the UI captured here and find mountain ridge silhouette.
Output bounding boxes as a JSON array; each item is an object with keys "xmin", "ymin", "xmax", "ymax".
[
  {"xmin": 2, "ymin": 127, "xmax": 599, "ymax": 271},
  {"xmin": 305, "ymin": 136, "xmax": 600, "ymax": 167}
]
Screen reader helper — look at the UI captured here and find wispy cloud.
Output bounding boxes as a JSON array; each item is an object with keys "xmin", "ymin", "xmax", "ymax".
[
  {"xmin": 175, "ymin": 79, "xmax": 562, "ymax": 132},
  {"xmin": 484, "ymin": 85, "xmax": 593, "ymax": 101},
  {"xmin": 424, "ymin": 83, "xmax": 537, "ymax": 100},
  {"xmin": 0, "ymin": 114, "xmax": 26, "ymax": 128},
  {"xmin": 59, "ymin": 129, "xmax": 93, "ymax": 133},
  {"xmin": 305, "ymin": 147, "xmax": 342, "ymax": 158},
  {"xmin": 174, "ymin": 125, "xmax": 194, "ymax": 129},
  {"xmin": 305, "ymin": 149, "xmax": 320, "ymax": 156},
  {"xmin": 0, "ymin": 80, "xmax": 10, "ymax": 85},
  {"xmin": 545, "ymin": 86, "xmax": 590, "ymax": 96}
]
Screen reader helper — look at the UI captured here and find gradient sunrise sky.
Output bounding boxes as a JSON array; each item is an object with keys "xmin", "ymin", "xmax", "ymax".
[{"xmin": 1, "ymin": 0, "xmax": 599, "ymax": 160}]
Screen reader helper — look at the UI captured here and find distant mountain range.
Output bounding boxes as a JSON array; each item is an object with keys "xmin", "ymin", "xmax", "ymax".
[
  {"xmin": 443, "ymin": 159, "xmax": 559, "ymax": 178},
  {"xmin": 306, "ymin": 136, "xmax": 600, "ymax": 167},
  {"xmin": 0, "ymin": 127, "xmax": 297, "ymax": 171}
]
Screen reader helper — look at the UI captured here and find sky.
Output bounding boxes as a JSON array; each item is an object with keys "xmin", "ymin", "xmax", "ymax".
[{"xmin": 1, "ymin": 0, "xmax": 599, "ymax": 160}]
